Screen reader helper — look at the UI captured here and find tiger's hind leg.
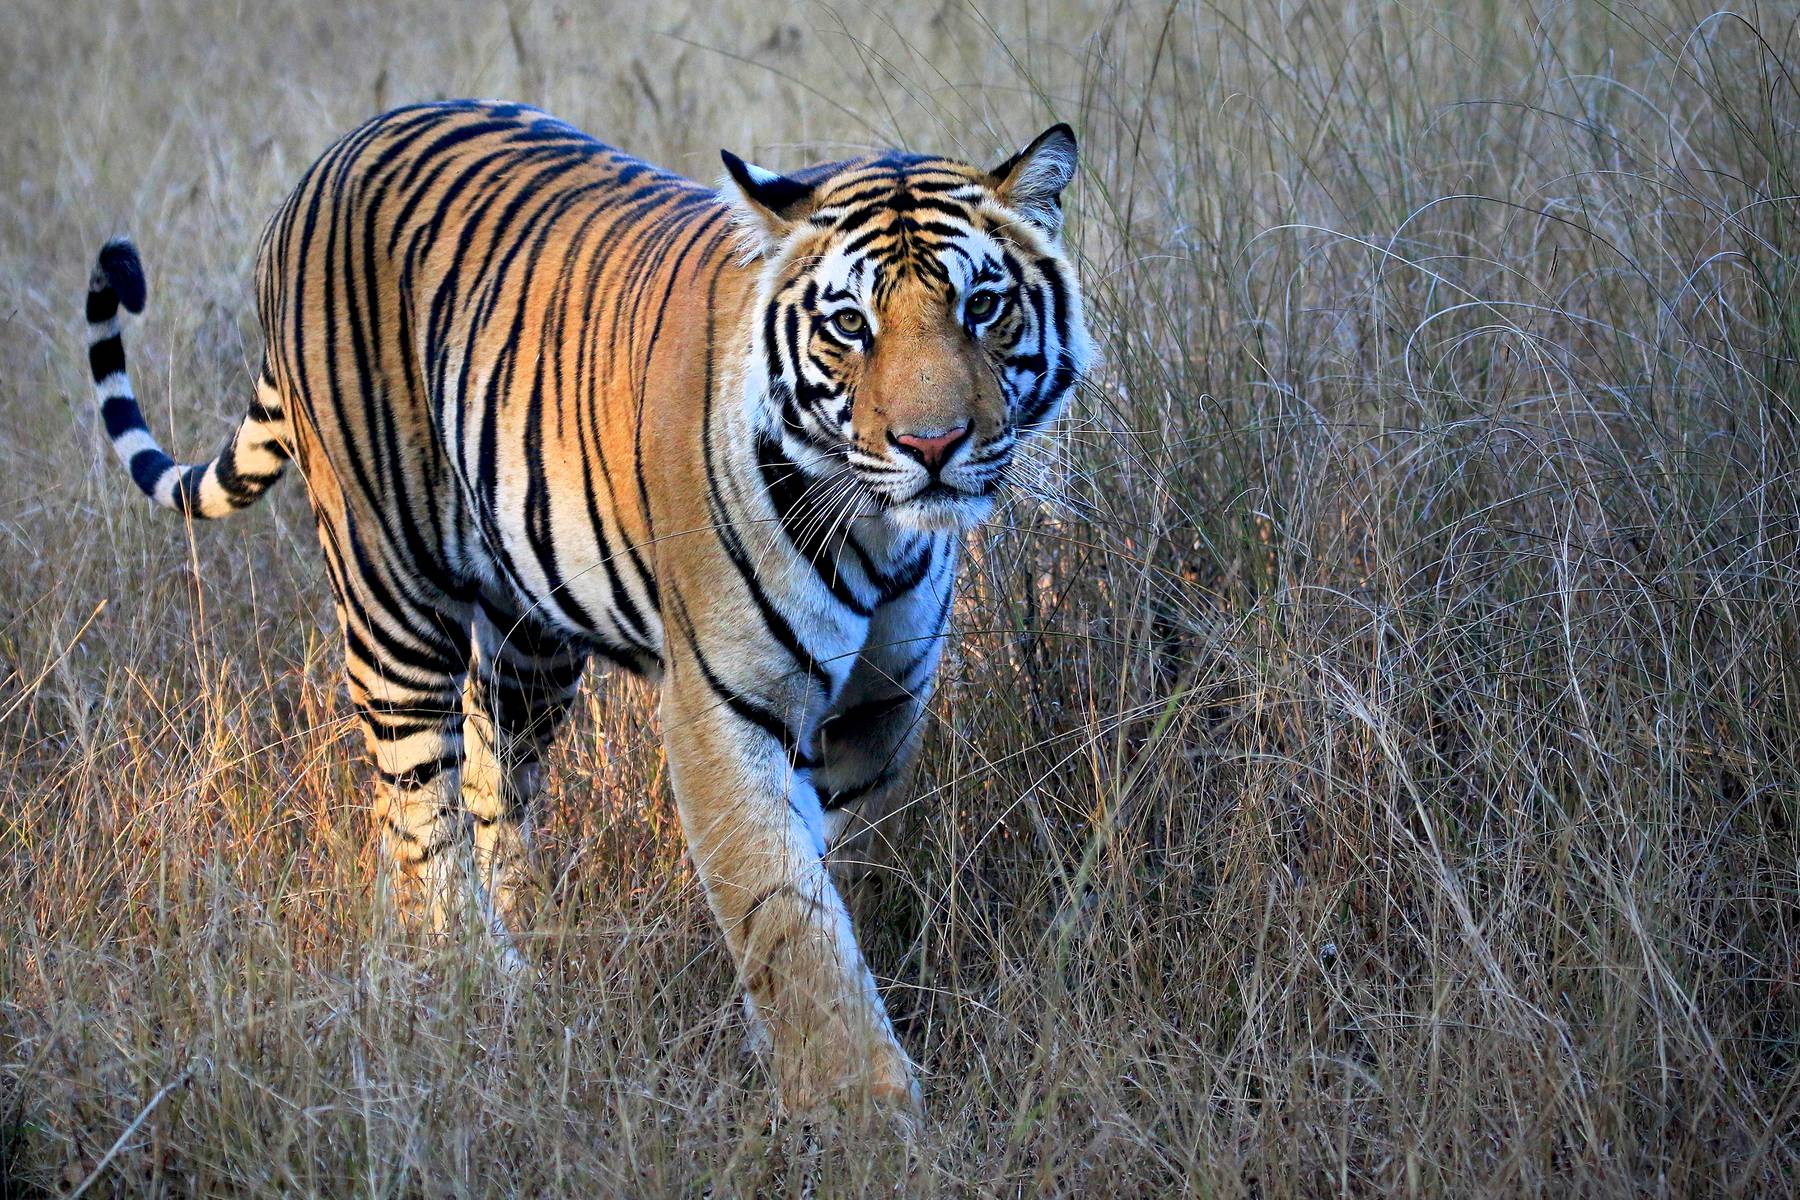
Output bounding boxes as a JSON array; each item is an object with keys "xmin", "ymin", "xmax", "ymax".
[
  {"xmin": 461, "ymin": 595, "xmax": 589, "ymax": 944},
  {"xmin": 316, "ymin": 513, "xmax": 476, "ymax": 933}
]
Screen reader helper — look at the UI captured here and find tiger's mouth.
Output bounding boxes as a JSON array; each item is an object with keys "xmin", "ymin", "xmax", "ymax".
[
  {"xmin": 912, "ymin": 480, "xmax": 970, "ymax": 503},
  {"xmin": 884, "ymin": 478, "xmax": 997, "ymax": 531}
]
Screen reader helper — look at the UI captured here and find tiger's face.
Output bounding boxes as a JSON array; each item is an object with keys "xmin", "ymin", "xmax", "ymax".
[{"xmin": 724, "ymin": 127, "xmax": 1092, "ymax": 533}]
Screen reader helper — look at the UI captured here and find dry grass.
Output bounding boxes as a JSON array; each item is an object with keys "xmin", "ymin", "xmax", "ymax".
[{"xmin": 2, "ymin": 0, "xmax": 1797, "ymax": 1194}]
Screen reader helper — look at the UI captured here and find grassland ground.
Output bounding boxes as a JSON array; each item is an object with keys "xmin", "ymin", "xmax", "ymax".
[{"xmin": 1, "ymin": 1, "xmax": 1796, "ymax": 1195}]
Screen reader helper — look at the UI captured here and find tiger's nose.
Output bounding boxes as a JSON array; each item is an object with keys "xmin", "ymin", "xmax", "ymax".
[{"xmin": 891, "ymin": 424, "xmax": 970, "ymax": 472}]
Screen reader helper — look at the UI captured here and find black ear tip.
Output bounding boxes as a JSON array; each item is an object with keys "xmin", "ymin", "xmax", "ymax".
[
  {"xmin": 1045, "ymin": 122, "xmax": 1077, "ymax": 151},
  {"xmin": 720, "ymin": 154, "xmax": 814, "ymax": 217}
]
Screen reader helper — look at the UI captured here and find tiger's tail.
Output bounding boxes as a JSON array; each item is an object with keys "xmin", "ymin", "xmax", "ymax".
[{"xmin": 85, "ymin": 238, "xmax": 291, "ymax": 518}]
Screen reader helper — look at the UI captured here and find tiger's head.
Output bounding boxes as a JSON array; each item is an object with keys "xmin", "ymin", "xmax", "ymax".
[{"xmin": 722, "ymin": 126, "xmax": 1092, "ymax": 533}]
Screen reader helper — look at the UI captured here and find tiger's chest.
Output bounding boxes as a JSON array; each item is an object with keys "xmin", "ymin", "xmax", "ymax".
[{"xmin": 437, "ymin": 385, "xmax": 952, "ymax": 716}]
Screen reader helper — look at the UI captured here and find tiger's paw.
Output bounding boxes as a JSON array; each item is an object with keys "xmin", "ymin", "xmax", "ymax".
[
  {"xmin": 374, "ymin": 861, "xmax": 533, "ymax": 978},
  {"xmin": 786, "ymin": 1081, "xmax": 925, "ymax": 1151},
  {"xmin": 776, "ymin": 1037, "xmax": 922, "ymax": 1141}
]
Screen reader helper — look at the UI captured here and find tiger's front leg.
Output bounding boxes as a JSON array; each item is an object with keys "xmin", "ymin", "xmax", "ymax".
[
  {"xmin": 815, "ymin": 689, "xmax": 930, "ymax": 880},
  {"xmin": 661, "ymin": 651, "xmax": 919, "ymax": 1117},
  {"xmin": 817, "ymin": 553, "xmax": 954, "ymax": 879}
]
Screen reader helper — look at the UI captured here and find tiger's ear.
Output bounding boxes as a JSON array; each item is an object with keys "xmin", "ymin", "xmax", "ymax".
[
  {"xmin": 719, "ymin": 150, "xmax": 816, "ymax": 257},
  {"xmin": 988, "ymin": 124, "xmax": 1078, "ymax": 239}
]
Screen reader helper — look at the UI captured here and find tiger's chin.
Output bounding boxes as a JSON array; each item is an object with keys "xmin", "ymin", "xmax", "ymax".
[{"xmin": 886, "ymin": 486, "xmax": 994, "ymax": 533}]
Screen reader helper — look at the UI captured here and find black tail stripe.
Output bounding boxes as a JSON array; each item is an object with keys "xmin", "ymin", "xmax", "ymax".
[
  {"xmin": 88, "ymin": 336, "xmax": 125, "ymax": 381},
  {"xmin": 86, "ymin": 288, "xmax": 119, "ymax": 324},
  {"xmin": 127, "ymin": 448, "xmax": 170, "ymax": 493},
  {"xmin": 100, "ymin": 396, "xmax": 146, "ymax": 439}
]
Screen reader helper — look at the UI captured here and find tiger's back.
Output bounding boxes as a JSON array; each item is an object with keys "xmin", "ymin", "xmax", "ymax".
[{"xmin": 259, "ymin": 100, "xmax": 740, "ymax": 673}]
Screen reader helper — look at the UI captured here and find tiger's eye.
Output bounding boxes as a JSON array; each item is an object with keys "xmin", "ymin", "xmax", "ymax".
[
  {"xmin": 966, "ymin": 291, "xmax": 1001, "ymax": 320},
  {"xmin": 831, "ymin": 309, "xmax": 867, "ymax": 338}
]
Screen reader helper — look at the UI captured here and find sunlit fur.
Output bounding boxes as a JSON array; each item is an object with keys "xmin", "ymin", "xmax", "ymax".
[{"xmin": 81, "ymin": 100, "xmax": 1089, "ymax": 1117}]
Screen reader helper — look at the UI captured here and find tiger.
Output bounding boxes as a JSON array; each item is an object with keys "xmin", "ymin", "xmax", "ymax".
[{"xmin": 83, "ymin": 99, "xmax": 1091, "ymax": 1117}]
